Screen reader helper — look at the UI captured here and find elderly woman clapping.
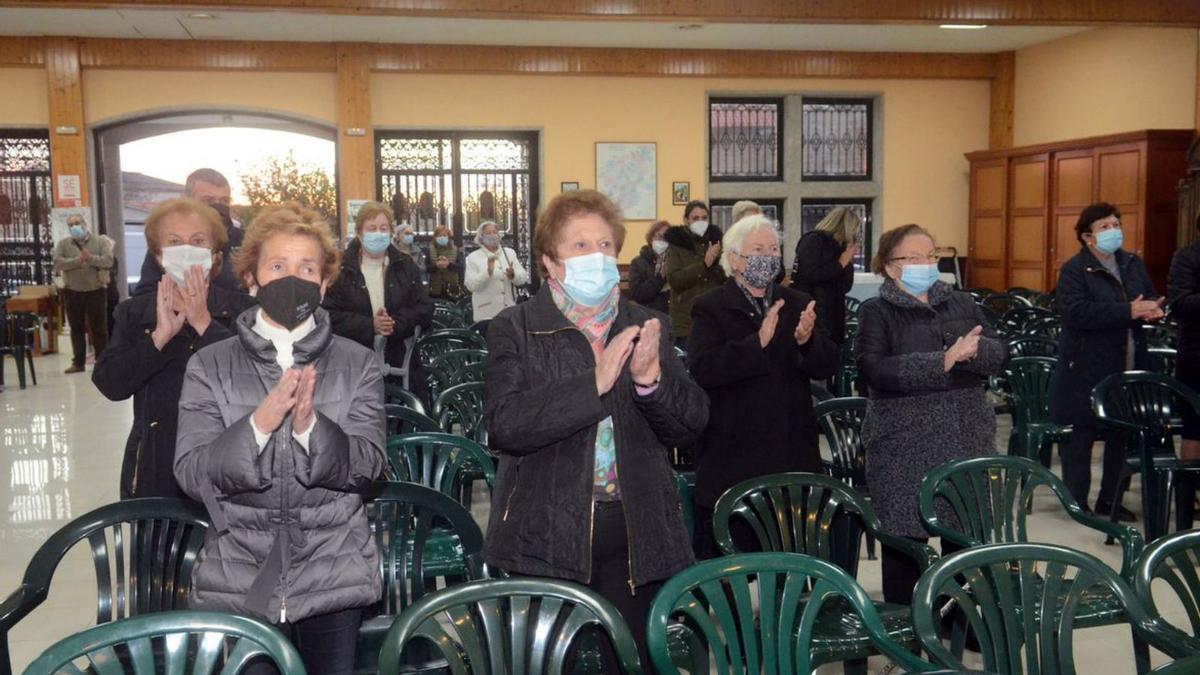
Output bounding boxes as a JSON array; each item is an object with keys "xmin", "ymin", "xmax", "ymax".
[
  {"xmin": 687, "ymin": 214, "xmax": 839, "ymax": 557},
  {"xmin": 465, "ymin": 220, "xmax": 530, "ymax": 320}
]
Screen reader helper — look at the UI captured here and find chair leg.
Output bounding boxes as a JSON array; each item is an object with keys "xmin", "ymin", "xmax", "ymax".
[
  {"xmin": 864, "ymin": 531, "xmax": 877, "ymax": 561},
  {"xmin": 24, "ymin": 348, "xmax": 35, "ymax": 386},
  {"xmin": 0, "ymin": 353, "xmax": 5, "ymax": 387},
  {"xmin": 1132, "ymin": 630, "xmax": 1151, "ymax": 675},
  {"xmin": 1104, "ymin": 465, "xmax": 1133, "ymax": 546},
  {"xmin": 12, "ymin": 348, "xmax": 25, "ymax": 389}
]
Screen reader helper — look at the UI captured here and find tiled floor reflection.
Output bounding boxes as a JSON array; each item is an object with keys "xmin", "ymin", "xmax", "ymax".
[{"xmin": 0, "ymin": 351, "xmax": 1188, "ymax": 673}]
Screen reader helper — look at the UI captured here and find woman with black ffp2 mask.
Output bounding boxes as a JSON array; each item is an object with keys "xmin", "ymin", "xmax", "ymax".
[{"xmin": 174, "ymin": 202, "xmax": 385, "ymax": 675}]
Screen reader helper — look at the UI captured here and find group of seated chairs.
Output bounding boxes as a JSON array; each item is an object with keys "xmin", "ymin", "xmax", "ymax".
[{"xmin": 7, "ymin": 292, "xmax": 1200, "ymax": 673}]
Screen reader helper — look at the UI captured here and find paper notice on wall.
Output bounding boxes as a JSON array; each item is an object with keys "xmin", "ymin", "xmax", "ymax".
[
  {"xmin": 57, "ymin": 174, "xmax": 81, "ymax": 204},
  {"xmin": 346, "ymin": 199, "xmax": 369, "ymax": 237}
]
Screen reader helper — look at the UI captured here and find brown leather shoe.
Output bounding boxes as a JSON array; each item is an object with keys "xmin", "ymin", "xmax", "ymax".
[{"xmin": 63, "ymin": 364, "xmax": 85, "ymax": 374}]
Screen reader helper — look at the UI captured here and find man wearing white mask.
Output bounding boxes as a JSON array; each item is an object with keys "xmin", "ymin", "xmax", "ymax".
[
  {"xmin": 464, "ymin": 220, "xmax": 530, "ymax": 320},
  {"xmin": 94, "ymin": 198, "xmax": 255, "ymax": 499},
  {"xmin": 53, "ymin": 213, "xmax": 114, "ymax": 373},
  {"xmin": 664, "ymin": 199, "xmax": 725, "ymax": 348}
]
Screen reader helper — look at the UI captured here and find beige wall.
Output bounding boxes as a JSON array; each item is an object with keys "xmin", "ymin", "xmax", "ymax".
[
  {"xmin": 0, "ymin": 67, "xmax": 48, "ymax": 125},
  {"xmin": 373, "ymin": 73, "xmax": 990, "ymax": 260},
  {"xmin": 1014, "ymin": 27, "xmax": 1198, "ymax": 147}
]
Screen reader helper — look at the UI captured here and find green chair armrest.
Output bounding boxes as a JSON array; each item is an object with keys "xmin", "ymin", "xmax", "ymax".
[
  {"xmin": 0, "ymin": 583, "xmax": 43, "ymax": 632},
  {"xmin": 1140, "ymin": 618, "xmax": 1200, "ymax": 661},
  {"xmin": 1064, "ymin": 505, "xmax": 1145, "ymax": 578},
  {"xmin": 870, "ymin": 529, "xmax": 939, "ymax": 571}
]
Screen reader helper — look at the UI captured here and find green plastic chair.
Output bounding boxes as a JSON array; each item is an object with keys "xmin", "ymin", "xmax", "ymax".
[
  {"xmin": 646, "ymin": 552, "xmax": 938, "ymax": 675},
  {"xmin": 981, "ymin": 292, "xmax": 1033, "ymax": 322},
  {"xmin": 434, "ymin": 381, "xmax": 488, "ymax": 445},
  {"xmin": 1149, "ymin": 655, "xmax": 1200, "ymax": 675},
  {"xmin": 1003, "ymin": 357, "xmax": 1071, "ymax": 465},
  {"xmin": 417, "ymin": 329, "xmax": 486, "ymax": 367},
  {"xmin": 427, "ymin": 348, "xmax": 489, "ymax": 399},
  {"xmin": 1134, "ymin": 529, "xmax": 1200, "ymax": 653},
  {"xmin": 812, "ymin": 397, "xmax": 877, "ymax": 559},
  {"xmin": 385, "ymin": 385, "xmax": 428, "ymax": 415},
  {"xmin": 385, "ymin": 403, "xmax": 442, "ymax": 438},
  {"xmin": 378, "ymin": 578, "xmax": 644, "ymax": 675},
  {"xmin": 1023, "ymin": 315, "xmax": 1061, "ymax": 340},
  {"xmin": 912, "ymin": 543, "xmax": 1197, "ymax": 675},
  {"xmin": 1144, "ymin": 324, "xmax": 1181, "ymax": 350},
  {"xmin": 1007, "ymin": 336, "xmax": 1058, "ymax": 358},
  {"xmin": 23, "ymin": 610, "xmax": 305, "ymax": 674},
  {"xmin": 844, "ymin": 295, "xmax": 862, "ymax": 318},
  {"xmin": 0, "ymin": 498, "xmax": 209, "ymax": 675},
  {"xmin": 712, "ymin": 473, "xmax": 936, "ymax": 671},
  {"xmin": 384, "ymin": 433, "xmax": 496, "ymax": 508},
  {"xmin": 1148, "ymin": 348, "xmax": 1179, "ymax": 377},
  {"xmin": 357, "ymin": 481, "xmax": 485, "ymax": 674},
  {"xmin": 1092, "ymin": 372, "xmax": 1200, "ymax": 542},
  {"xmin": 433, "ymin": 304, "xmax": 469, "ymax": 330}
]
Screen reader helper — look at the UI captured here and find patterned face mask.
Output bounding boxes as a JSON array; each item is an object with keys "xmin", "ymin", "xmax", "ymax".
[{"xmin": 739, "ymin": 254, "xmax": 781, "ymax": 290}]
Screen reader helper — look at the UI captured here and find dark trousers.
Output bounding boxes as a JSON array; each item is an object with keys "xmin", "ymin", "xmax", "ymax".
[
  {"xmin": 244, "ymin": 607, "xmax": 361, "ymax": 675},
  {"xmin": 1063, "ymin": 419, "xmax": 1126, "ymax": 508},
  {"xmin": 882, "ymin": 537, "xmax": 964, "ymax": 606},
  {"xmin": 63, "ymin": 288, "xmax": 108, "ymax": 366},
  {"xmin": 585, "ymin": 501, "xmax": 662, "ymax": 671}
]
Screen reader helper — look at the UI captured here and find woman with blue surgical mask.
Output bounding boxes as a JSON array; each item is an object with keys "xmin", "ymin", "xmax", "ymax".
[
  {"xmin": 856, "ymin": 223, "xmax": 1007, "ymax": 608},
  {"xmin": 1051, "ymin": 202, "xmax": 1162, "ymax": 518},
  {"xmin": 323, "ymin": 201, "xmax": 433, "ymax": 403},
  {"xmin": 482, "ymin": 189, "xmax": 709, "ymax": 670},
  {"xmin": 93, "ymin": 198, "xmax": 256, "ymax": 500}
]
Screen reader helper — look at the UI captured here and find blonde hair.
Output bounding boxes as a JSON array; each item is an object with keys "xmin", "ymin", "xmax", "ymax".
[
  {"xmin": 353, "ymin": 201, "xmax": 394, "ymax": 236},
  {"xmin": 720, "ymin": 214, "xmax": 780, "ymax": 276},
  {"xmin": 731, "ymin": 200, "xmax": 762, "ymax": 225},
  {"xmin": 815, "ymin": 206, "xmax": 862, "ymax": 246},
  {"xmin": 235, "ymin": 202, "xmax": 340, "ymax": 284}
]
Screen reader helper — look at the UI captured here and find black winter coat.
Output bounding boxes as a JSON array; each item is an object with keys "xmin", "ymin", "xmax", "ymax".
[
  {"xmin": 483, "ymin": 287, "xmax": 708, "ymax": 587},
  {"xmin": 93, "ymin": 285, "xmax": 256, "ymax": 499},
  {"xmin": 322, "ymin": 239, "xmax": 434, "ymax": 399},
  {"xmin": 1051, "ymin": 246, "xmax": 1157, "ymax": 425},
  {"xmin": 627, "ymin": 244, "xmax": 670, "ymax": 314},
  {"xmin": 790, "ymin": 230, "xmax": 855, "ymax": 343},
  {"xmin": 1168, "ymin": 241, "xmax": 1200, "ymax": 373},
  {"xmin": 664, "ymin": 224, "xmax": 726, "ymax": 337},
  {"xmin": 687, "ymin": 280, "xmax": 839, "ymax": 508}
]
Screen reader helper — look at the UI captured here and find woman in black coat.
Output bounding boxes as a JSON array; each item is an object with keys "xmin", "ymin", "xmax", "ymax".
[
  {"xmin": 791, "ymin": 206, "xmax": 861, "ymax": 344},
  {"xmin": 323, "ymin": 201, "xmax": 433, "ymax": 402},
  {"xmin": 94, "ymin": 198, "xmax": 255, "ymax": 500},
  {"xmin": 688, "ymin": 215, "xmax": 838, "ymax": 558},
  {"xmin": 627, "ymin": 219, "xmax": 671, "ymax": 314},
  {"xmin": 1051, "ymin": 202, "xmax": 1163, "ymax": 518},
  {"xmin": 1168, "ymin": 213, "xmax": 1200, "ymax": 530},
  {"xmin": 484, "ymin": 190, "xmax": 708, "ymax": 668}
]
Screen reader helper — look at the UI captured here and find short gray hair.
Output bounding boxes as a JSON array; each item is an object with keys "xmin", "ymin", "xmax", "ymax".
[
  {"xmin": 731, "ymin": 200, "xmax": 762, "ymax": 225},
  {"xmin": 720, "ymin": 214, "xmax": 780, "ymax": 276},
  {"xmin": 475, "ymin": 220, "xmax": 500, "ymax": 245}
]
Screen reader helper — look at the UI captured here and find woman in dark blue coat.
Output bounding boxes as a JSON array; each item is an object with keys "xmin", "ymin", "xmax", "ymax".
[{"xmin": 1051, "ymin": 202, "xmax": 1164, "ymax": 517}]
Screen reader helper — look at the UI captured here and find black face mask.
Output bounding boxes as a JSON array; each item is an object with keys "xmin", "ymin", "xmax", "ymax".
[
  {"xmin": 256, "ymin": 276, "xmax": 321, "ymax": 330},
  {"xmin": 210, "ymin": 202, "xmax": 235, "ymax": 233}
]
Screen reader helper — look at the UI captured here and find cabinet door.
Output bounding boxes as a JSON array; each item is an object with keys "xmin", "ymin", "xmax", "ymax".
[
  {"xmin": 1050, "ymin": 149, "xmax": 1095, "ymax": 288},
  {"xmin": 969, "ymin": 159, "xmax": 1007, "ymax": 290},
  {"xmin": 1096, "ymin": 142, "xmax": 1146, "ymax": 256},
  {"xmin": 1008, "ymin": 154, "xmax": 1049, "ymax": 291}
]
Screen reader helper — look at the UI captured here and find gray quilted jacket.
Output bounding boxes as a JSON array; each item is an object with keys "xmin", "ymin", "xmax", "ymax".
[{"xmin": 174, "ymin": 306, "xmax": 385, "ymax": 623}]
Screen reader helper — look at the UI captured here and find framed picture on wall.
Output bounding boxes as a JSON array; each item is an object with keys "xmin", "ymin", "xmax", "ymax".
[
  {"xmin": 561, "ymin": 181, "xmax": 580, "ymax": 192},
  {"xmin": 672, "ymin": 181, "xmax": 690, "ymax": 205},
  {"xmin": 596, "ymin": 142, "xmax": 656, "ymax": 220}
]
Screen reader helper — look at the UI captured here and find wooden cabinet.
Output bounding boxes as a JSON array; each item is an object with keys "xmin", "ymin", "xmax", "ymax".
[{"xmin": 966, "ymin": 130, "xmax": 1193, "ymax": 292}]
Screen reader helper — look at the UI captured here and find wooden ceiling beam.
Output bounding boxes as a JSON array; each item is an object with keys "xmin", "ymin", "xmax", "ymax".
[{"xmin": 1, "ymin": 0, "xmax": 1197, "ymax": 26}]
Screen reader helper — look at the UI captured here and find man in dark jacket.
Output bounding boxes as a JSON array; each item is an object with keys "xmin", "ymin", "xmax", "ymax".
[
  {"xmin": 1051, "ymin": 202, "xmax": 1163, "ymax": 517},
  {"xmin": 664, "ymin": 200, "xmax": 725, "ymax": 345},
  {"xmin": 322, "ymin": 236, "xmax": 434, "ymax": 402},
  {"xmin": 134, "ymin": 168, "xmax": 245, "ymax": 295}
]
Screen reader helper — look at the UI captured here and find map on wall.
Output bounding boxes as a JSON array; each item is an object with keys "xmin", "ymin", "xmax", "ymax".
[{"xmin": 596, "ymin": 142, "xmax": 656, "ymax": 220}]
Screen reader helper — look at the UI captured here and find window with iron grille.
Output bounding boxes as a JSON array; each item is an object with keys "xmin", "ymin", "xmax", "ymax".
[
  {"xmin": 710, "ymin": 199, "xmax": 784, "ymax": 233},
  {"xmin": 801, "ymin": 98, "xmax": 873, "ymax": 181},
  {"xmin": 800, "ymin": 199, "xmax": 872, "ymax": 270},
  {"xmin": 0, "ymin": 130, "xmax": 53, "ymax": 298},
  {"xmin": 708, "ymin": 98, "xmax": 783, "ymax": 182}
]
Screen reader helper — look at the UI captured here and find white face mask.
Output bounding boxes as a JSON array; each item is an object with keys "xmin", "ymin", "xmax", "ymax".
[
  {"xmin": 689, "ymin": 220, "xmax": 709, "ymax": 237},
  {"xmin": 651, "ymin": 239, "xmax": 669, "ymax": 255},
  {"xmin": 161, "ymin": 244, "xmax": 213, "ymax": 284}
]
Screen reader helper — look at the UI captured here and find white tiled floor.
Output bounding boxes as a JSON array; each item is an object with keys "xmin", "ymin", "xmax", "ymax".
[{"xmin": 0, "ymin": 351, "xmax": 1189, "ymax": 673}]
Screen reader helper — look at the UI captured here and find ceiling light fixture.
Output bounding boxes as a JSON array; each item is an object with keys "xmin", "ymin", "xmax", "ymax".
[
  {"xmin": 187, "ymin": 12, "xmax": 216, "ymax": 19},
  {"xmin": 676, "ymin": 24, "xmax": 704, "ymax": 30},
  {"xmin": 939, "ymin": 24, "xmax": 988, "ymax": 29}
]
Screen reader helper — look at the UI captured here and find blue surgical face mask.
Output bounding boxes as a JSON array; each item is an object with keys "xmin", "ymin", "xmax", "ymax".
[
  {"xmin": 561, "ymin": 252, "xmax": 620, "ymax": 306},
  {"xmin": 1094, "ymin": 228, "xmax": 1123, "ymax": 255},
  {"xmin": 401, "ymin": 234, "xmax": 415, "ymax": 245},
  {"xmin": 362, "ymin": 231, "xmax": 391, "ymax": 255},
  {"xmin": 435, "ymin": 236, "xmax": 449, "ymax": 247},
  {"xmin": 69, "ymin": 225, "xmax": 86, "ymax": 239},
  {"xmin": 899, "ymin": 263, "xmax": 940, "ymax": 296}
]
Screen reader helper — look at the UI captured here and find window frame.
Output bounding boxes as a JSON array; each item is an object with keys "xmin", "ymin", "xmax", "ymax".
[
  {"xmin": 799, "ymin": 197, "xmax": 874, "ymax": 269},
  {"xmin": 800, "ymin": 96, "xmax": 874, "ymax": 182},
  {"xmin": 707, "ymin": 96, "xmax": 785, "ymax": 183}
]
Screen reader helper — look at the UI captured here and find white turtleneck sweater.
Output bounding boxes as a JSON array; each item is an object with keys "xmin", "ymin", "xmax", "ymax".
[{"xmin": 248, "ymin": 309, "xmax": 317, "ymax": 452}]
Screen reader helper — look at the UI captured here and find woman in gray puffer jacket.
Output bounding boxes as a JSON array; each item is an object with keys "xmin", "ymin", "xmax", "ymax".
[{"xmin": 175, "ymin": 203, "xmax": 385, "ymax": 675}]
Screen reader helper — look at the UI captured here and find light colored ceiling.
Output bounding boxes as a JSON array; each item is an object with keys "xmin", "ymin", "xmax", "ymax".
[{"xmin": 0, "ymin": 7, "xmax": 1092, "ymax": 52}]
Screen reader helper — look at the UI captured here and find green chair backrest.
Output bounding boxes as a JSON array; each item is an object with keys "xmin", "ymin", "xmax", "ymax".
[
  {"xmin": 844, "ymin": 295, "xmax": 862, "ymax": 318},
  {"xmin": 1147, "ymin": 348, "xmax": 1178, "ymax": 377},
  {"xmin": 1135, "ymin": 529, "xmax": 1200, "ymax": 650},
  {"xmin": 379, "ymin": 578, "xmax": 644, "ymax": 675},
  {"xmin": 23, "ymin": 610, "xmax": 305, "ymax": 674},
  {"xmin": 428, "ymin": 348, "xmax": 489, "ymax": 397},
  {"xmin": 363, "ymin": 481, "xmax": 484, "ymax": 618},
  {"xmin": 433, "ymin": 304, "xmax": 469, "ymax": 330},
  {"xmin": 434, "ymin": 381, "xmax": 488, "ymax": 445},
  {"xmin": 918, "ymin": 456, "xmax": 1144, "ymax": 576},
  {"xmin": 646, "ymin": 552, "xmax": 935, "ymax": 675},
  {"xmin": 385, "ymin": 403, "xmax": 441, "ymax": 438},
  {"xmin": 384, "ymin": 385, "xmax": 427, "ymax": 415},
  {"xmin": 417, "ymin": 329, "xmax": 487, "ymax": 366},
  {"xmin": 1004, "ymin": 356, "xmax": 1057, "ymax": 426},
  {"xmin": 1144, "ymin": 324, "xmax": 1180, "ymax": 350},
  {"xmin": 1023, "ymin": 315, "xmax": 1061, "ymax": 340},
  {"xmin": 1, "ymin": 498, "xmax": 209, "ymax": 674},
  {"xmin": 1092, "ymin": 371, "xmax": 1200, "ymax": 453},
  {"xmin": 1006, "ymin": 337, "xmax": 1058, "ymax": 358},
  {"xmin": 813, "ymin": 397, "xmax": 868, "ymax": 489},
  {"xmin": 385, "ymin": 432, "xmax": 496, "ymax": 497},
  {"xmin": 712, "ymin": 472, "xmax": 886, "ymax": 579},
  {"xmin": 912, "ymin": 543, "xmax": 1194, "ymax": 675},
  {"xmin": 981, "ymin": 292, "xmax": 1033, "ymax": 320}
]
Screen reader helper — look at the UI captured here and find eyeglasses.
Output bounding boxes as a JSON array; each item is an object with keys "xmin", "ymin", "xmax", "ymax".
[{"xmin": 890, "ymin": 254, "xmax": 940, "ymax": 264}]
